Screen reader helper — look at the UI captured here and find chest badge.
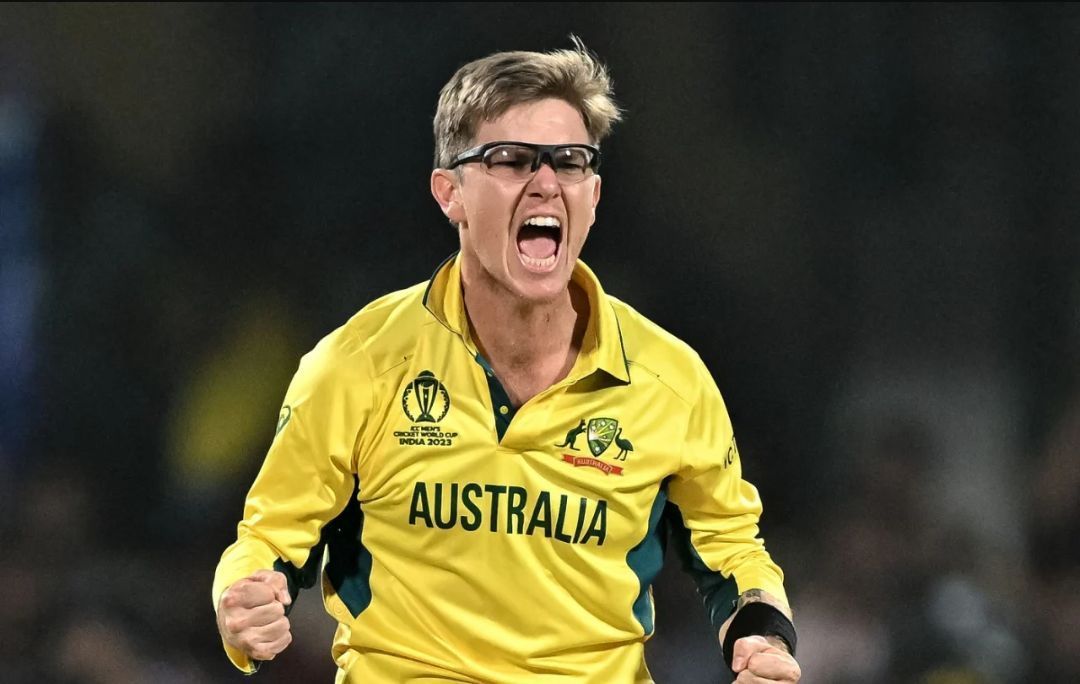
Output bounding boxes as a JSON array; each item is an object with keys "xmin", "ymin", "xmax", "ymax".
[
  {"xmin": 402, "ymin": 370, "xmax": 450, "ymax": 423},
  {"xmin": 395, "ymin": 371, "xmax": 457, "ymax": 448},
  {"xmin": 586, "ymin": 417, "xmax": 618, "ymax": 457},
  {"xmin": 556, "ymin": 416, "xmax": 634, "ymax": 475}
]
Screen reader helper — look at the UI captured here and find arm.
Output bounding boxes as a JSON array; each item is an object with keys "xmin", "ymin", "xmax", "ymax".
[
  {"xmin": 213, "ymin": 334, "xmax": 373, "ymax": 672},
  {"xmin": 667, "ymin": 356, "xmax": 800, "ymax": 681}
]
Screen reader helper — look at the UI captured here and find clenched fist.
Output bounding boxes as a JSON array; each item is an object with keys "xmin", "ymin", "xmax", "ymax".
[
  {"xmin": 731, "ymin": 635, "xmax": 801, "ymax": 683},
  {"xmin": 217, "ymin": 569, "xmax": 293, "ymax": 662}
]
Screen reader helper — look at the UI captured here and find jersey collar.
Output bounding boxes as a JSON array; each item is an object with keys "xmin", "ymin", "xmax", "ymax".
[{"xmin": 422, "ymin": 252, "xmax": 631, "ymax": 385}]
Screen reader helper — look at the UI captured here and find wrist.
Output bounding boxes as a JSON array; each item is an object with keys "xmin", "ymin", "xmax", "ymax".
[
  {"xmin": 721, "ymin": 602, "xmax": 798, "ymax": 670},
  {"xmin": 764, "ymin": 634, "xmax": 792, "ymax": 654}
]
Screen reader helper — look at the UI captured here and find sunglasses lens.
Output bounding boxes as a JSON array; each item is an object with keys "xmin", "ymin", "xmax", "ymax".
[{"xmin": 483, "ymin": 145, "xmax": 538, "ymax": 180}]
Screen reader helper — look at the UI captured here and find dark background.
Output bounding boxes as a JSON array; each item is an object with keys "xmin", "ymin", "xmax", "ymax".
[{"xmin": 1, "ymin": 4, "xmax": 1078, "ymax": 682}]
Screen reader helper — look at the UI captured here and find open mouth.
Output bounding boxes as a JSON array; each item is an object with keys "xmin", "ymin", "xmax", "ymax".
[{"xmin": 516, "ymin": 216, "xmax": 563, "ymax": 272}]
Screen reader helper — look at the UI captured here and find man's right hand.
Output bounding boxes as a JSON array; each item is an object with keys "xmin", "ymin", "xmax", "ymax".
[{"xmin": 217, "ymin": 569, "xmax": 293, "ymax": 662}]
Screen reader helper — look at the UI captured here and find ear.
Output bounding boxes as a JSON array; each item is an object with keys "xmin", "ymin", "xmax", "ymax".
[
  {"xmin": 431, "ymin": 169, "xmax": 466, "ymax": 224},
  {"xmin": 588, "ymin": 174, "xmax": 602, "ymax": 226}
]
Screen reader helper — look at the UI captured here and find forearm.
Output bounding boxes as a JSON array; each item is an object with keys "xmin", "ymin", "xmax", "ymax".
[{"xmin": 734, "ymin": 588, "xmax": 792, "ymax": 620}]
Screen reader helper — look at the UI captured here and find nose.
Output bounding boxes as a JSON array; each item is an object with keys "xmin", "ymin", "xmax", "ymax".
[{"xmin": 526, "ymin": 160, "xmax": 562, "ymax": 200}]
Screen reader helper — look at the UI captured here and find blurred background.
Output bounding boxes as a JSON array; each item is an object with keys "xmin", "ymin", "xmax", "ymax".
[{"xmin": 1, "ymin": 3, "xmax": 1077, "ymax": 683}]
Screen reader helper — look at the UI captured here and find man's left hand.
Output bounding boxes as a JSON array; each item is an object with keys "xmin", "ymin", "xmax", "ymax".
[{"xmin": 730, "ymin": 635, "xmax": 801, "ymax": 683}]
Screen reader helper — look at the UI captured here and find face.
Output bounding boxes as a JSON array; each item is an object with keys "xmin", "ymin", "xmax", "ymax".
[{"xmin": 431, "ymin": 98, "xmax": 602, "ymax": 303}]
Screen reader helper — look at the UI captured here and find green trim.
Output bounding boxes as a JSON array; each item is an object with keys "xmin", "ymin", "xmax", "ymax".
[
  {"xmin": 667, "ymin": 503, "xmax": 740, "ymax": 632},
  {"xmin": 625, "ymin": 482, "xmax": 669, "ymax": 636},
  {"xmin": 610, "ymin": 303, "xmax": 632, "ymax": 383},
  {"xmin": 475, "ymin": 353, "xmax": 517, "ymax": 441}
]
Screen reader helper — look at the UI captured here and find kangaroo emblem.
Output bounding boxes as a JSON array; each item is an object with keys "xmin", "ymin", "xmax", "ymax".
[
  {"xmin": 613, "ymin": 428, "xmax": 634, "ymax": 461},
  {"xmin": 555, "ymin": 419, "xmax": 587, "ymax": 451}
]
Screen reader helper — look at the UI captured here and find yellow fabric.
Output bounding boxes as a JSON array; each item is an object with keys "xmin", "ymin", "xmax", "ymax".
[{"xmin": 213, "ymin": 254, "xmax": 787, "ymax": 681}]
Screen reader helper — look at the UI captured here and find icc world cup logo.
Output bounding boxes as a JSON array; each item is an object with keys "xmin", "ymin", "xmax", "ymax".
[{"xmin": 402, "ymin": 370, "xmax": 451, "ymax": 423}]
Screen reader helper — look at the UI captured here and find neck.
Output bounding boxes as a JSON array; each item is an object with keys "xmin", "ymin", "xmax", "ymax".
[{"xmin": 460, "ymin": 261, "xmax": 588, "ymax": 404}]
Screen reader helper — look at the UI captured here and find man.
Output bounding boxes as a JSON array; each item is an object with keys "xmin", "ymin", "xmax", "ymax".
[{"xmin": 214, "ymin": 40, "xmax": 801, "ymax": 683}]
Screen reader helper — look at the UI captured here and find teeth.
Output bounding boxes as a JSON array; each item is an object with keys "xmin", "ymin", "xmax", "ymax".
[
  {"xmin": 523, "ymin": 216, "xmax": 561, "ymax": 228},
  {"xmin": 520, "ymin": 253, "xmax": 558, "ymax": 269}
]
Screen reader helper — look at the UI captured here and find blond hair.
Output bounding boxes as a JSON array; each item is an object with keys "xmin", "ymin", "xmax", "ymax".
[{"xmin": 433, "ymin": 37, "xmax": 622, "ymax": 169}]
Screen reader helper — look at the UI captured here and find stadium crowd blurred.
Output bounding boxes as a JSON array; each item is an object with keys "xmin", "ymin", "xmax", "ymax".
[{"xmin": 1, "ymin": 4, "xmax": 1077, "ymax": 682}]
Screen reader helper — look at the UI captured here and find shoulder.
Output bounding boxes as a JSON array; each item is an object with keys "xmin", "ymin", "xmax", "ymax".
[
  {"xmin": 608, "ymin": 296, "xmax": 712, "ymax": 405},
  {"xmin": 299, "ymin": 281, "xmax": 430, "ymax": 382}
]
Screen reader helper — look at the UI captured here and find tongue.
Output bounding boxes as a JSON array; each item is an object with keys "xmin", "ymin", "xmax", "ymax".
[{"xmin": 517, "ymin": 225, "xmax": 558, "ymax": 259}]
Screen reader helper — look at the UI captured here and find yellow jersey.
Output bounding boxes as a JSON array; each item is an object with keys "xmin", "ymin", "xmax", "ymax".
[{"xmin": 213, "ymin": 254, "xmax": 787, "ymax": 683}]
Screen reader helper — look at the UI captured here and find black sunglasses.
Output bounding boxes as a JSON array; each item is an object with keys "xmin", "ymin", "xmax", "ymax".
[{"xmin": 447, "ymin": 141, "xmax": 601, "ymax": 183}]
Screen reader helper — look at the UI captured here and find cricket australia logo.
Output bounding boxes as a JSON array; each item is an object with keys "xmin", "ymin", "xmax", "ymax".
[
  {"xmin": 402, "ymin": 370, "xmax": 450, "ymax": 423},
  {"xmin": 556, "ymin": 416, "xmax": 635, "ymax": 475},
  {"xmin": 586, "ymin": 417, "xmax": 619, "ymax": 457}
]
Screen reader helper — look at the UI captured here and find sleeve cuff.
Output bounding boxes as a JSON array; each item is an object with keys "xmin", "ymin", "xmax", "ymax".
[{"xmin": 222, "ymin": 638, "xmax": 259, "ymax": 674}]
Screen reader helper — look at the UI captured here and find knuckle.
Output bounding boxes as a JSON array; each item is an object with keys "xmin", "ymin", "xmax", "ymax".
[{"xmin": 246, "ymin": 586, "xmax": 269, "ymax": 604}]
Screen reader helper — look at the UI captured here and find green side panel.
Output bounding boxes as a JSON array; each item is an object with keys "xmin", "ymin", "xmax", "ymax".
[
  {"xmin": 273, "ymin": 477, "xmax": 373, "ymax": 619},
  {"xmin": 666, "ymin": 502, "xmax": 740, "ymax": 632},
  {"xmin": 625, "ymin": 483, "xmax": 669, "ymax": 635}
]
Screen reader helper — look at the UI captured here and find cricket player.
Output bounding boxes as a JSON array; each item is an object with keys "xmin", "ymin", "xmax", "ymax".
[{"xmin": 214, "ymin": 40, "xmax": 801, "ymax": 683}]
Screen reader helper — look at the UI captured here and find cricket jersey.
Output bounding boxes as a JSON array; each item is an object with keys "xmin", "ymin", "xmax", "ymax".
[{"xmin": 213, "ymin": 254, "xmax": 788, "ymax": 683}]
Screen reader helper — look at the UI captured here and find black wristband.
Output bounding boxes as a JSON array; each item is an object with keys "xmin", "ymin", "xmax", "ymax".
[{"xmin": 721, "ymin": 601, "xmax": 797, "ymax": 671}]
